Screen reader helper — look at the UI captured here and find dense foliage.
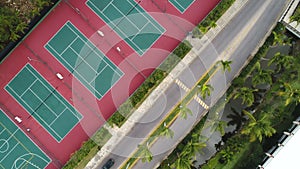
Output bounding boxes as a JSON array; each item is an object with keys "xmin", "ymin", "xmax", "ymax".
[
  {"xmin": 290, "ymin": 4, "xmax": 300, "ymax": 24},
  {"xmin": 202, "ymin": 23, "xmax": 300, "ymax": 169},
  {"xmin": 0, "ymin": 0, "xmax": 52, "ymax": 50}
]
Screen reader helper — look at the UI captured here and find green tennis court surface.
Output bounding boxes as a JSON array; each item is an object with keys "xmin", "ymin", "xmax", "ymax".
[
  {"xmin": 169, "ymin": 0, "xmax": 195, "ymax": 13},
  {"xmin": 0, "ymin": 109, "xmax": 51, "ymax": 169},
  {"xmin": 45, "ymin": 21, "xmax": 123, "ymax": 99},
  {"xmin": 86, "ymin": 0, "xmax": 165, "ymax": 55},
  {"xmin": 5, "ymin": 64, "xmax": 83, "ymax": 142}
]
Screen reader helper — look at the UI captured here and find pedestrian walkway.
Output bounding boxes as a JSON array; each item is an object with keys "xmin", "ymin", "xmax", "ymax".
[{"xmin": 85, "ymin": 0, "xmax": 250, "ymax": 168}]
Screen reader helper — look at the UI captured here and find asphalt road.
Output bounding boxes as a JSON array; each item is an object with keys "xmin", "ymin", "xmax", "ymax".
[{"xmin": 97, "ymin": 0, "xmax": 289, "ymax": 168}]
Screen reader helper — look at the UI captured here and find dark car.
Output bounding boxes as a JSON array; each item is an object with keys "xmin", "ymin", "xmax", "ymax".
[{"xmin": 102, "ymin": 158, "xmax": 115, "ymax": 169}]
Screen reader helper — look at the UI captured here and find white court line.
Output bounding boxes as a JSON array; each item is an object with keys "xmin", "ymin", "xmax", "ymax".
[
  {"xmin": 129, "ymin": 21, "xmax": 151, "ymax": 40},
  {"xmin": 89, "ymin": 65, "xmax": 108, "ymax": 85},
  {"xmin": 69, "ymin": 47, "xmax": 98, "ymax": 75},
  {"xmin": 25, "ymin": 66, "xmax": 83, "ymax": 120},
  {"xmin": 28, "ymin": 88, "xmax": 58, "ymax": 118},
  {"xmin": 62, "ymin": 22, "xmax": 124, "ymax": 76},
  {"xmin": 0, "ymin": 142, "xmax": 19, "ymax": 163},
  {"xmin": 7, "ymin": 84, "xmax": 63, "ymax": 141},
  {"xmin": 48, "ymin": 21, "xmax": 124, "ymax": 98},
  {"xmin": 46, "ymin": 44, "xmax": 103, "ymax": 98},
  {"xmin": 168, "ymin": 0, "xmax": 196, "ymax": 14},
  {"xmin": 98, "ymin": 0, "xmax": 114, "ymax": 12},
  {"xmin": 49, "ymin": 107, "xmax": 67, "ymax": 126},
  {"xmin": 20, "ymin": 79, "xmax": 38, "ymax": 97},
  {"xmin": 0, "ymin": 109, "xmax": 51, "ymax": 166},
  {"xmin": 58, "ymin": 35, "xmax": 79, "ymax": 56},
  {"xmin": 127, "ymin": 0, "xmax": 165, "ymax": 32},
  {"xmin": 0, "ymin": 128, "xmax": 5, "ymax": 135},
  {"xmin": 111, "ymin": 3, "xmax": 141, "ymax": 31},
  {"xmin": 86, "ymin": 0, "xmax": 165, "ymax": 55},
  {"xmin": 5, "ymin": 65, "xmax": 83, "ymax": 142}
]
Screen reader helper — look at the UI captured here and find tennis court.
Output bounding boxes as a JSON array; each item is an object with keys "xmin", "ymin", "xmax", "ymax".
[
  {"xmin": 45, "ymin": 21, "xmax": 124, "ymax": 99},
  {"xmin": 169, "ymin": 0, "xmax": 195, "ymax": 13},
  {"xmin": 0, "ymin": 109, "xmax": 51, "ymax": 169},
  {"xmin": 86, "ymin": 0, "xmax": 165, "ymax": 55},
  {"xmin": 5, "ymin": 64, "xmax": 83, "ymax": 142}
]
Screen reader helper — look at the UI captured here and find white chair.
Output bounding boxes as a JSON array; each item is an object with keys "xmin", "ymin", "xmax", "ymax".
[{"xmin": 56, "ymin": 73, "xmax": 64, "ymax": 80}]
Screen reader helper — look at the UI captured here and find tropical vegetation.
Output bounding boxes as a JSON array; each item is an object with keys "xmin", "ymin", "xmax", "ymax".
[
  {"xmin": 201, "ymin": 23, "xmax": 300, "ymax": 169},
  {"xmin": 290, "ymin": 4, "xmax": 300, "ymax": 25},
  {"xmin": 0, "ymin": 0, "xmax": 52, "ymax": 51}
]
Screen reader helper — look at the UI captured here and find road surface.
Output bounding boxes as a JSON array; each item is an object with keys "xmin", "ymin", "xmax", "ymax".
[{"xmin": 96, "ymin": 0, "xmax": 289, "ymax": 168}]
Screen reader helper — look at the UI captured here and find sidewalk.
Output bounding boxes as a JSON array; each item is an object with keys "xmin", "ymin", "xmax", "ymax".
[{"xmin": 85, "ymin": 0, "xmax": 250, "ymax": 168}]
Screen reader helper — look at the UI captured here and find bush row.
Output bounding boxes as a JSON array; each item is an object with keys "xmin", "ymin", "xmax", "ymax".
[
  {"xmin": 63, "ymin": 127, "xmax": 111, "ymax": 169},
  {"xmin": 197, "ymin": 0, "xmax": 236, "ymax": 33}
]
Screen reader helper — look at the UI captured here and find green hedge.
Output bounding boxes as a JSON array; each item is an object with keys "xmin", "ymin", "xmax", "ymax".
[
  {"xmin": 63, "ymin": 127, "xmax": 111, "ymax": 169},
  {"xmin": 197, "ymin": 0, "xmax": 236, "ymax": 34}
]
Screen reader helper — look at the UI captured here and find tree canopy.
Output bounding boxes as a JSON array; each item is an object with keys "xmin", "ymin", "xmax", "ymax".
[{"xmin": 0, "ymin": 0, "xmax": 51, "ymax": 51}]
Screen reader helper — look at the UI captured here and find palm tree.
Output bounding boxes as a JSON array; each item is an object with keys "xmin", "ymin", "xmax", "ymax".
[
  {"xmin": 171, "ymin": 154, "xmax": 193, "ymax": 169},
  {"xmin": 241, "ymin": 110, "xmax": 276, "ymax": 142},
  {"xmin": 177, "ymin": 105, "xmax": 193, "ymax": 119},
  {"xmin": 227, "ymin": 107, "xmax": 247, "ymax": 131},
  {"xmin": 138, "ymin": 143, "xmax": 153, "ymax": 163},
  {"xmin": 271, "ymin": 31, "xmax": 291, "ymax": 47},
  {"xmin": 159, "ymin": 122, "xmax": 174, "ymax": 138},
  {"xmin": 204, "ymin": 117, "xmax": 227, "ymax": 136},
  {"xmin": 197, "ymin": 84, "xmax": 214, "ymax": 100},
  {"xmin": 181, "ymin": 140, "xmax": 206, "ymax": 157},
  {"xmin": 272, "ymin": 31, "xmax": 284, "ymax": 46},
  {"xmin": 277, "ymin": 82, "xmax": 300, "ymax": 105},
  {"xmin": 290, "ymin": 7, "xmax": 300, "ymax": 25},
  {"xmin": 252, "ymin": 69, "xmax": 273, "ymax": 87},
  {"xmin": 219, "ymin": 60, "xmax": 232, "ymax": 72},
  {"xmin": 268, "ymin": 52, "xmax": 295, "ymax": 72},
  {"xmin": 199, "ymin": 25, "xmax": 208, "ymax": 34},
  {"xmin": 220, "ymin": 146, "xmax": 234, "ymax": 164},
  {"xmin": 216, "ymin": 120, "xmax": 227, "ymax": 136},
  {"xmin": 209, "ymin": 21, "xmax": 217, "ymax": 29},
  {"xmin": 233, "ymin": 87, "xmax": 258, "ymax": 106}
]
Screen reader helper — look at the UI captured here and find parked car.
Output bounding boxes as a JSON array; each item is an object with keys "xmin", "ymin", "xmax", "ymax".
[{"xmin": 102, "ymin": 158, "xmax": 115, "ymax": 169}]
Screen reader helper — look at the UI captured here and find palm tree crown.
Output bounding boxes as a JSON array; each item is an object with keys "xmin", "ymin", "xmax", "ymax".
[
  {"xmin": 252, "ymin": 69, "xmax": 273, "ymax": 87},
  {"xmin": 219, "ymin": 60, "xmax": 232, "ymax": 72},
  {"xmin": 198, "ymin": 84, "xmax": 214, "ymax": 100},
  {"xmin": 138, "ymin": 143, "xmax": 153, "ymax": 163},
  {"xmin": 159, "ymin": 122, "xmax": 174, "ymax": 138},
  {"xmin": 233, "ymin": 87, "xmax": 258, "ymax": 106},
  {"xmin": 268, "ymin": 52, "xmax": 295, "ymax": 72},
  {"xmin": 227, "ymin": 107, "xmax": 247, "ymax": 131},
  {"xmin": 177, "ymin": 105, "xmax": 193, "ymax": 119},
  {"xmin": 241, "ymin": 110, "xmax": 276, "ymax": 142}
]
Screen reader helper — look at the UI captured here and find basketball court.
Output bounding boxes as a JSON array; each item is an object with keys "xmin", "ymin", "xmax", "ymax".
[{"xmin": 0, "ymin": 109, "xmax": 51, "ymax": 169}]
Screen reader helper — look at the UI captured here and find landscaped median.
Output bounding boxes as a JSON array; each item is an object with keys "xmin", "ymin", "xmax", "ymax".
[{"xmin": 119, "ymin": 60, "xmax": 225, "ymax": 169}]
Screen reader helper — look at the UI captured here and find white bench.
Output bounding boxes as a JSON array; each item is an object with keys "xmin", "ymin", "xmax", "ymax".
[
  {"xmin": 14, "ymin": 116, "xmax": 22, "ymax": 123},
  {"xmin": 56, "ymin": 73, "xmax": 64, "ymax": 80}
]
